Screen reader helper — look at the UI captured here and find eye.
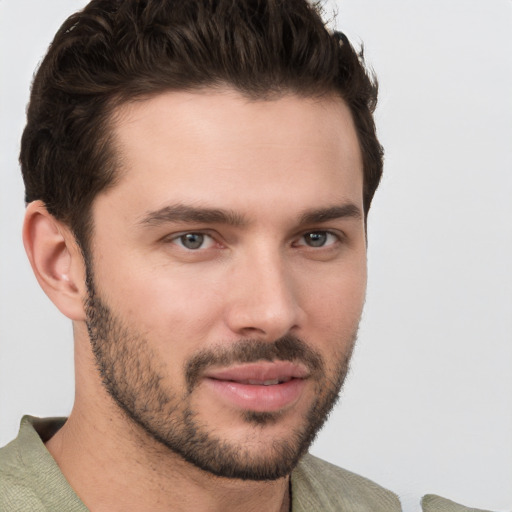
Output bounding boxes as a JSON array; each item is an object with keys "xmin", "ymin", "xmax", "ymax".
[
  {"xmin": 172, "ymin": 232, "xmax": 216, "ymax": 250},
  {"xmin": 296, "ymin": 231, "xmax": 339, "ymax": 248}
]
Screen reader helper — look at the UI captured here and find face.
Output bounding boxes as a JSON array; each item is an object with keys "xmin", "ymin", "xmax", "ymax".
[{"xmin": 84, "ymin": 89, "xmax": 367, "ymax": 480}]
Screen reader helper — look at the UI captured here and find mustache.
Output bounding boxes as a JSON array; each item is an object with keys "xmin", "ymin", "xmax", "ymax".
[{"xmin": 185, "ymin": 334, "xmax": 324, "ymax": 393}]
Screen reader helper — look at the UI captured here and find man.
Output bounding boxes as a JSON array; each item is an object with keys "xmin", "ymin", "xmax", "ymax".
[{"xmin": 0, "ymin": 1, "xmax": 495, "ymax": 511}]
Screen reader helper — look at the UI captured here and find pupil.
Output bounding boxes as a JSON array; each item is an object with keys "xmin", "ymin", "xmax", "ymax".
[
  {"xmin": 307, "ymin": 232, "xmax": 326, "ymax": 247},
  {"xmin": 182, "ymin": 233, "xmax": 204, "ymax": 249}
]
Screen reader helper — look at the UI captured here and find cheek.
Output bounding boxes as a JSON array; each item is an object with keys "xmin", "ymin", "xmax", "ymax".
[
  {"xmin": 95, "ymin": 259, "xmax": 225, "ymax": 359},
  {"xmin": 300, "ymin": 260, "xmax": 367, "ymax": 324},
  {"xmin": 298, "ymin": 266, "xmax": 366, "ymax": 366}
]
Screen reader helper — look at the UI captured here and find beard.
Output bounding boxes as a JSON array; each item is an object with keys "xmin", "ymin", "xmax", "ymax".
[{"xmin": 84, "ymin": 269, "xmax": 357, "ymax": 481}]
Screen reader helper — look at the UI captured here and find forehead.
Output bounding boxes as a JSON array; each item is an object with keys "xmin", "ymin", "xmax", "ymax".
[{"xmin": 101, "ymin": 88, "xmax": 363, "ymax": 218}]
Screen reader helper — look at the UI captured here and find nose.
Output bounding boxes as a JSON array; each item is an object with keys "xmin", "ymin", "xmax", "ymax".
[{"xmin": 224, "ymin": 248, "xmax": 303, "ymax": 341}]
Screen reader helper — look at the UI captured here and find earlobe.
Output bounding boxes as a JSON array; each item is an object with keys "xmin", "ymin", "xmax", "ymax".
[{"xmin": 23, "ymin": 201, "xmax": 87, "ymax": 321}]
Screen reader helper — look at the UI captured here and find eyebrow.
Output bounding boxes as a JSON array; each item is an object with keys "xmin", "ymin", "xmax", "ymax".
[
  {"xmin": 139, "ymin": 204, "xmax": 248, "ymax": 227},
  {"xmin": 299, "ymin": 204, "xmax": 363, "ymax": 225},
  {"xmin": 139, "ymin": 202, "xmax": 362, "ymax": 228}
]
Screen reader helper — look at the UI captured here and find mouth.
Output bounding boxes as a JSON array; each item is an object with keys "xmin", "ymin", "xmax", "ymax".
[
  {"xmin": 202, "ymin": 361, "xmax": 309, "ymax": 412},
  {"xmin": 235, "ymin": 378, "xmax": 291, "ymax": 385}
]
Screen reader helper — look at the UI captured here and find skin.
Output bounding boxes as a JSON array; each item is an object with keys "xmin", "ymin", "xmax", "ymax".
[{"xmin": 23, "ymin": 88, "xmax": 367, "ymax": 512}]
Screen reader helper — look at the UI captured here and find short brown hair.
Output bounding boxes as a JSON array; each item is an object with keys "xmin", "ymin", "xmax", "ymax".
[{"xmin": 20, "ymin": 0, "xmax": 382, "ymax": 252}]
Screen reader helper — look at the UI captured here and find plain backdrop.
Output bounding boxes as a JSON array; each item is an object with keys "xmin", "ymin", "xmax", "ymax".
[{"xmin": 1, "ymin": 1, "xmax": 511, "ymax": 511}]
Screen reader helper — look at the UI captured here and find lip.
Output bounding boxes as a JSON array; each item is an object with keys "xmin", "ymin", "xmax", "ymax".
[
  {"xmin": 202, "ymin": 361, "xmax": 309, "ymax": 412},
  {"xmin": 204, "ymin": 361, "xmax": 310, "ymax": 382}
]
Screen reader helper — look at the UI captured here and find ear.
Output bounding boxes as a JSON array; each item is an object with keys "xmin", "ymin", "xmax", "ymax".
[{"xmin": 23, "ymin": 201, "xmax": 87, "ymax": 321}]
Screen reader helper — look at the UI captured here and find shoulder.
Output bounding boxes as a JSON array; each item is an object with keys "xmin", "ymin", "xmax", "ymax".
[
  {"xmin": 0, "ymin": 424, "xmax": 47, "ymax": 512},
  {"xmin": 0, "ymin": 416, "xmax": 86, "ymax": 512},
  {"xmin": 292, "ymin": 453, "xmax": 402, "ymax": 511},
  {"xmin": 421, "ymin": 494, "xmax": 497, "ymax": 512}
]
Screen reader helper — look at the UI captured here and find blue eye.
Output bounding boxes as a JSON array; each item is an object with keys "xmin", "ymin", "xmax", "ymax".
[
  {"xmin": 299, "ymin": 231, "xmax": 337, "ymax": 248},
  {"xmin": 174, "ymin": 233, "xmax": 214, "ymax": 250}
]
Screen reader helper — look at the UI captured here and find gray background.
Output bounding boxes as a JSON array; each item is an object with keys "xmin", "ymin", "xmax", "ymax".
[{"xmin": 1, "ymin": 1, "xmax": 511, "ymax": 511}]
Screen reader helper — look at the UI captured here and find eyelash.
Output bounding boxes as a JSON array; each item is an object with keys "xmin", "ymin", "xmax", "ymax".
[{"xmin": 167, "ymin": 230, "xmax": 343, "ymax": 251}]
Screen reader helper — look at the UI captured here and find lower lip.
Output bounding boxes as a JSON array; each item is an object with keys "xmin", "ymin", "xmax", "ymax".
[{"xmin": 204, "ymin": 378, "xmax": 306, "ymax": 412}]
